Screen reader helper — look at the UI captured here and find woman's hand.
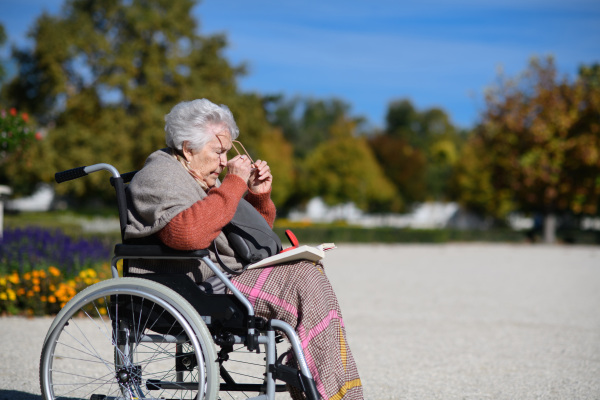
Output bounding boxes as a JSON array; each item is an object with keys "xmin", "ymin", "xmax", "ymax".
[
  {"xmin": 227, "ymin": 155, "xmax": 252, "ymax": 183},
  {"xmin": 248, "ymin": 159, "xmax": 273, "ymax": 194}
]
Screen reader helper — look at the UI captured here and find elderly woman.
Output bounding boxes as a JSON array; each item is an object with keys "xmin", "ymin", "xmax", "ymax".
[{"xmin": 124, "ymin": 99, "xmax": 363, "ymax": 400}]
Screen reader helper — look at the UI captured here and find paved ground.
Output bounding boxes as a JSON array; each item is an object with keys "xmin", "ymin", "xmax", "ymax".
[{"xmin": 1, "ymin": 243, "xmax": 599, "ymax": 399}]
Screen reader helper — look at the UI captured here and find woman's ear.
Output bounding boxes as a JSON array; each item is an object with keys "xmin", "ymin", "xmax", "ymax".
[{"xmin": 181, "ymin": 141, "xmax": 192, "ymax": 162}]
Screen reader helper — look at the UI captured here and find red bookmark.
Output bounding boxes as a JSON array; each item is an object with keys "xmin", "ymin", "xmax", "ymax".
[{"xmin": 280, "ymin": 229, "xmax": 299, "ymax": 253}]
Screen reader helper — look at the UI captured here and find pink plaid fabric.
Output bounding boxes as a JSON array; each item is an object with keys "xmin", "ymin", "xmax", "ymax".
[{"xmin": 231, "ymin": 261, "xmax": 363, "ymax": 400}]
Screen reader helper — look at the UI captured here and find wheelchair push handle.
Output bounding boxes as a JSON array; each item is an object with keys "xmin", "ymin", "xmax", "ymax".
[{"xmin": 55, "ymin": 163, "xmax": 121, "ymax": 183}]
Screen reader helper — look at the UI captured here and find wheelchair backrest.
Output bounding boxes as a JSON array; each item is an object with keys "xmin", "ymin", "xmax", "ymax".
[{"xmin": 109, "ymin": 170, "xmax": 138, "ymax": 242}]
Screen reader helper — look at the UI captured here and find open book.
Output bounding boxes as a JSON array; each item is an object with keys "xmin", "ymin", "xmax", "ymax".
[{"xmin": 247, "ymin": 243, "xmax": 336, "ymax": 270}]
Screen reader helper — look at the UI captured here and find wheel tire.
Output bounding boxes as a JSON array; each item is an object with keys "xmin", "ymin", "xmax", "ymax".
[{"xmin": 39, "ymin": 277, "xmax": 219, "ymax": 400}]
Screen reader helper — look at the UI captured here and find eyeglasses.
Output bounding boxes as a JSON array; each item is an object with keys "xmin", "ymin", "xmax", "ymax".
[{"xmin": 231, "ymin": 140, "xmax": 254, "ymax": 165}]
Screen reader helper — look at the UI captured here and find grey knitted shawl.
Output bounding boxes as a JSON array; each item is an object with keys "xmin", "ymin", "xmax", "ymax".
[{"xmin": 124, "ymin": 148, "xmax": 245, "ymax": 283}]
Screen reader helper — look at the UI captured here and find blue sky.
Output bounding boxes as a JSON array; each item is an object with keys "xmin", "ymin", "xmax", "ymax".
[{"xmin": 1, "ymin": 0, "xmax": 599, "ymax": 129}]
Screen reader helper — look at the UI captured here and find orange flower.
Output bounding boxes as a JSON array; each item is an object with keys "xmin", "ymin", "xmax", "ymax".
[
  {"xmin": 21, "ymin": 112, "xmax": 29, "ymax": 123},
  {"xmin": 48, "ymin": 266, "xmax": 61, "ymax": 277},
  {"xmin": 8, "ymin": 273, "xmax": 20, "ymax": 285}
]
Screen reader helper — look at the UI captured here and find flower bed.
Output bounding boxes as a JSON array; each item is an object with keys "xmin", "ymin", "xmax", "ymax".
[
  {"xmin": 0, "ymin": 264, "xmax": 111, "ymax": 316},
  {"xmin": 0, "ymin": 226, "xmax": 111, "ymax": 275},
  {"xmin": 0, "ymin": 226, "xmax": 113, "ymax": 315}
]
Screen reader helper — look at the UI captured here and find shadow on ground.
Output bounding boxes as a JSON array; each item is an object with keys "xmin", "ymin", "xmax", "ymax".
[{"xmin": 0, "ymin": 391, "xmax": 41, "ymax": 400}]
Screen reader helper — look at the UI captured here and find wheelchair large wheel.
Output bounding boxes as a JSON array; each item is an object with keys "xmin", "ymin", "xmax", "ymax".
[{"xmin": 39, "ymin": 277, "xmax": 219, "ymax": 400}]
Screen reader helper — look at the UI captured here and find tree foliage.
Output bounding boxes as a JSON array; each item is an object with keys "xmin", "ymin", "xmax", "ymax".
[
  {"xmin": 301, "ymin": 117, "xmax": 400, "ymax": 212},
  {"xmin": 454, "ymin": 57, "xmax": 600, "ymax": 218},
  {"xmin": 371, "ymin": 98, "xmax": 462, "ymax": 205},
  {"xmin": 254, "ymin": 127, "xmax": 295, "ymax": 209},
  {"xmin": 368, "ymin": 135, "xmax": 426, "ymax": 208},
  {"xmin": 2, "ymin": 0, "xmax": 280, "ymax": 203},
  {"xmin": 266, "ymin": 96, "xmax": 363, "ymax": 159},
  {"xmin": 0, "ymin": 23, "xmax": 6, "ymax": 83},
  {"xmin": 4, "ymin": 3, "xmax": 597, "ymax": 225}
]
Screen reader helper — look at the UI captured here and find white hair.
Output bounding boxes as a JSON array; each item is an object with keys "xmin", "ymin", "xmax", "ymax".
[{"xmin": 164, "ymin": 99, "xmax": 240, "ymax": 152}]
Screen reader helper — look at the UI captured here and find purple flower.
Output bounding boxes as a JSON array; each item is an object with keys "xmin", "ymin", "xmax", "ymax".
[{"xmin": 0, "ymin": 226, "xmax": 111, "ymax": 276}]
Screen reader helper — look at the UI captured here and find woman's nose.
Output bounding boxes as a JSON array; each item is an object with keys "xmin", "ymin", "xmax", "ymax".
[{"xmin": 220, "ymin": 153, "xmax": 228, "ymax": 166}]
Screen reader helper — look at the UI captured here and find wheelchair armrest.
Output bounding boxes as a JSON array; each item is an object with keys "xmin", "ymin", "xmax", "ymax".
[{"xmin": 114, "ymin": 243, "xmax": 210, "ymax": 259}]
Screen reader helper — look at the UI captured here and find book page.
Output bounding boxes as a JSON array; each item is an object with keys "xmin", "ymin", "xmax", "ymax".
[{"xmin": 246, "ymin": 245, "xmax": 329, "ymax": 269}]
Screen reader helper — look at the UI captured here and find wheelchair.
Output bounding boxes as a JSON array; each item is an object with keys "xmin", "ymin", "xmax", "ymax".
[{"xmin": 39, "ymin": 163, "xmax": 320, "ymax": 400}]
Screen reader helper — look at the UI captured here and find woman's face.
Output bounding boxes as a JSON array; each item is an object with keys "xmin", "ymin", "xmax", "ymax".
[{"xmin": 183, "ymin": 125, "xmax": 232, "ymax": 188}]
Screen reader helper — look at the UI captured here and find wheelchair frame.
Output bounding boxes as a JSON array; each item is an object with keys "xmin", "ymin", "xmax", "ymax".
[{"xmin": 39, "ymin": 163, "xmax": 320, "ymax": 400}]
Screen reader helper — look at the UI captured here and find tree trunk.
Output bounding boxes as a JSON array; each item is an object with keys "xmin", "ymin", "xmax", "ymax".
[{"xmin": 543, "ymin": 213, "xmax": 557, "ymax": 244}]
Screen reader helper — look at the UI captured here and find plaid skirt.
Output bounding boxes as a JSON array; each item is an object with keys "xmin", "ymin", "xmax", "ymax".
[{"xmin": 231, "ymin": 261, "xmax": 363, "ymax": 400}]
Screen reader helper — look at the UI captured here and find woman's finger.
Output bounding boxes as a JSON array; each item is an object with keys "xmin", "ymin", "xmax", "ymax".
[{"xmin": 253, "ymin": 159, "xmax": 267, "ymax": 171}]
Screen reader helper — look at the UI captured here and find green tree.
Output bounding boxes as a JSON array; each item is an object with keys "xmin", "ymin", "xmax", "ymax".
[
  {"xmin": 454, "ymin": 57, "xmax": 600, "ymax": 242},
  {"xmin": 375, "ymin": 98, "xmax": 462, "ymax": 203},
  {"xmin": 0, "ymin": 23, "xmax": 6, "ymax": 83},
  {"xmin": 301, "ymin": 117, "xmax": 399, "ymax": 212},
  {"xmin": 368, "ymin": 134, "xmax": 426, "ymax": 208},
  {"xmin": 255, "ymin": 127, "xmax": 295, "ymax": 209},
  {"xmin": 450, "ymin": 134, "xmax": 513, "ymax": 218},
  {"xmin": 266, "ymin": 96, "xmax": 363, "ymax": 159},
  {"xmin": 385, "ymin": 99, "xmax": 422, "ymax": 147},
  {"xmin": 2, "ymin": 0, "xmax": 280, "ymax": 203}
]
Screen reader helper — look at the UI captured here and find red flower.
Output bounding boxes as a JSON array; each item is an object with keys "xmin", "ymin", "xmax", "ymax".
[
  {"xmin": 9, "ymin": 108, "xmax": 17, "ymax": 116},
  {"xmin": 21, "ymin": 113, "xmax": 29, "ymax": 123},
  {"xmin": 35, "ymin": 132, "xmax": 43, "ymax": 141}
]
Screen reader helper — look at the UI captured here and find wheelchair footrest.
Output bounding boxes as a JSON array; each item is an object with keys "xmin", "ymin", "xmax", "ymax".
[
  {"xmin": 270, "ymin": 362, "xmax": 321, "ymax": 400},
  {"xmin": 269, "ymin": 363, "xmax": 305, "ymax": 390}
]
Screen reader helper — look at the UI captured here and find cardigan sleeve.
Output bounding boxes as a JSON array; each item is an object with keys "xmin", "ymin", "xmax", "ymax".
[
  {"xmin": 157, "ymin": 175, "xmax": 247, "ymax": 250},
  {"xmin": 245, "ymin": 188, "xmax": 276, "ymax": 228},
  {"xmin": 157, "ymin": 175, "xmax": 277, "ymax": 250}
]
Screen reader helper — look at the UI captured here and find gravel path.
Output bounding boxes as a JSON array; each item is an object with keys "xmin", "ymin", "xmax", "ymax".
[{"xmin": 1, "ymin": 243, "xmax": 599, "ymax": 399}]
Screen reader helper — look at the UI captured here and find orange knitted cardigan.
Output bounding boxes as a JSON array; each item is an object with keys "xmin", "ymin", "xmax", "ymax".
[{"xmin": 157, "ymin": 174, "xmax": 276, "ymax": 251}]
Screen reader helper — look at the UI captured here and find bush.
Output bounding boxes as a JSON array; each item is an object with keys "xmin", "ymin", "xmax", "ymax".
[
  {"xmin": 0, "ymin": 108, "xmax": 39, "ymax": 160},
  {"xmin": 274, "ymin": 225, "xmax": 527, "ymax": 244}
]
